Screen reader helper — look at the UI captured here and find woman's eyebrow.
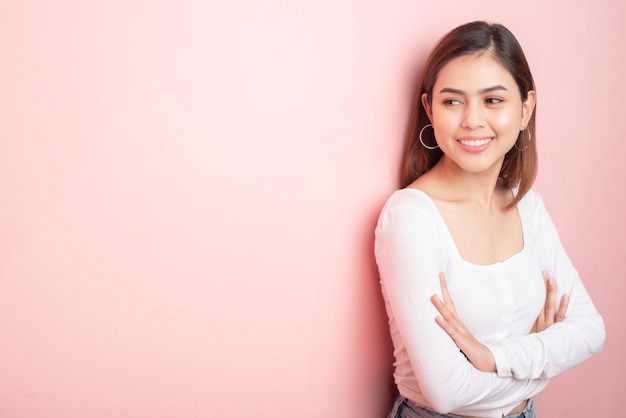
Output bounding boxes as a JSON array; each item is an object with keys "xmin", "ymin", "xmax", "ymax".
[{"xmin": 438, "ymin": 85, "xmax": 509, "ymax": 94}]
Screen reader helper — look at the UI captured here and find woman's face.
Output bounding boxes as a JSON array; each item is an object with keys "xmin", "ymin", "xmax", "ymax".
[{"xmin": 422, "ymin": 52, "xmax": 535, "ymax": 177}]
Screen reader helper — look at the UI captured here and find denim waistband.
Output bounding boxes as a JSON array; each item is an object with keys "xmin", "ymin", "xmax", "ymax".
[{"xmin": 388, "ymin": 393, "xmax": 535, "ymax": 418}]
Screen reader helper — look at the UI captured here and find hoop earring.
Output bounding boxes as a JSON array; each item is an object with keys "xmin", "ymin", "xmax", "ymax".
[
  {"xmin": 514, "ymin": 129, "xmax": 532, "ymax": 151},
  {"xmin": 419, "ymin": 124, "xmax": 439, "ymax": 150}
]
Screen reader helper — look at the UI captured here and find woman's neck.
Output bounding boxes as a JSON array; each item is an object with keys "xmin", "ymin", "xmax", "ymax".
[{"xmin": 433, "ymin": 156, "xmax": 505, "ymax": 209}]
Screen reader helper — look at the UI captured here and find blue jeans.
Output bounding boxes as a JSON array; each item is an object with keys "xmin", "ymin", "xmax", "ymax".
[{"xmin": 388, "ymin": 393, "xmax": 535, "ymax": 418}]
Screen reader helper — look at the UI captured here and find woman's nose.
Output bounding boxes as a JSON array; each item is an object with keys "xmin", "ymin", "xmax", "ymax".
[{"xmin": 461, "ymin": 102, "xmax": 485, "ymax": 129}]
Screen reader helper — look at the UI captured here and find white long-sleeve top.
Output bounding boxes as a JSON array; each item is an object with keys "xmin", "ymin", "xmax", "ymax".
[{"xmin": 374, "ymin": 188, "xmax": 605, "ymax": 418}]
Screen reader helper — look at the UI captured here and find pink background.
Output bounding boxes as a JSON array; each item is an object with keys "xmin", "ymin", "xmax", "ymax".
[{"xmin": 1, "ymin": 1, "xmax": 624, "ymax": 417}]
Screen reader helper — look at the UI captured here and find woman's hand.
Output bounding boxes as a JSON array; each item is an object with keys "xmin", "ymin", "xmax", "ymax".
[
  {"xmin": 431, "ymin": 273, "xmax": 496, "ymax": 372},
  {"xmin": 532, "ymin": 271, "xmax": 569, "ymax": 333}
]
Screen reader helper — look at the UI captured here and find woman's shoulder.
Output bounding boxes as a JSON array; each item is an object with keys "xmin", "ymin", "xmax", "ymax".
[
  {"xmin": 376, "ymin": 188, "xmax": 443, "ymax": 232},
  {"xmin": 516, "ymin": 188, "xmax": 545, "ymax": 211},
  {"xmin": 375, "ymin": 188, "xmax": 446, "ymax": 247},
  {"xmin": 381, "ymin": 187, "xmax": 437, "ymax": 212},
  {"xmin": 515, "ymin": 188, "xmax": 553, "ymax": 234}
]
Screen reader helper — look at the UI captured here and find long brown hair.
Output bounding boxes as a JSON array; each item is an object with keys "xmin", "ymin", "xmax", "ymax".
[{"xmin": 401, "ymin": 21, "xmax": 537, "ymax": 209}]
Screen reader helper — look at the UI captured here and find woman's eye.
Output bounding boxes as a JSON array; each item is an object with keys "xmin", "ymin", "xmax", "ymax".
[
  {"xmin": 443, "ymin": 99, "xmax": 462, "ymax": 106},
  {"xmin": 485, "ymin": 98, "xmax": 503, "ymax": 105}
]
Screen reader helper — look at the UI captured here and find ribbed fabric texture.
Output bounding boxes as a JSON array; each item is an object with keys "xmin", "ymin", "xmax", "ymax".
[{"xmin": 375, "ymin": 188, "xmax": 605, "ymax": 418}]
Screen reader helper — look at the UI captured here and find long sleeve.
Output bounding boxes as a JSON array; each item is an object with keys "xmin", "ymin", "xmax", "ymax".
[
  {"xmin": 375, "ymin": 190, "xmax": 548, "ymax": 418},
  {"xmin": 486, "ymin": 191, "xmax": 605, "ymax": 380}
]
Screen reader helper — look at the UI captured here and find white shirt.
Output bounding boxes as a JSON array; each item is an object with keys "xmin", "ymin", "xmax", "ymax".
[{"xmin": 374, "ymin": 188, "xmax": 605, "ymax": 418}]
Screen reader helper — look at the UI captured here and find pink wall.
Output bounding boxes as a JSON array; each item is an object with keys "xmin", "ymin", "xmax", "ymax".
[{"xmin": 1, "ymin": 1, "xmax": 623, "ymax": 416}]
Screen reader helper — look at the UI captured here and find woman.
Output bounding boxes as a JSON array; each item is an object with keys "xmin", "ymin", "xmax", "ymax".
[{"xmin": 374, "ymin": 21, "xmax": 605, "ymax": 418}]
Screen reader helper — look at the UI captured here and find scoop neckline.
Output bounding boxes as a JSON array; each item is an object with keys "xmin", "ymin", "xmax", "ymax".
[{"xmin": 400, "ymin": 187, "xmax": 528, "ymax": 268}]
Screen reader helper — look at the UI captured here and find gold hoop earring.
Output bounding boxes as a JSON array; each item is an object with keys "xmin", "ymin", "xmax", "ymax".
[
  {"xmin": 419, "ymin": 124, "xmax": 439, "ymax": 150},
  {"xmin": 514, "ymin": 129, "xmax": 532, "ymax": 151}
]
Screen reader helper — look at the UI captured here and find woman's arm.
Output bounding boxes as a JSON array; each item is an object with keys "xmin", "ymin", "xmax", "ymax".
[{"xmin": 483, "ymin": 193, "xmax": 606, "ymax": 380}]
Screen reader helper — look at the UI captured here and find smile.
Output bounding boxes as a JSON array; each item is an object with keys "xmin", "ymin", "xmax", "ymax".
[
  {"xmin": 456, "ymin": 137, "xmax": 493, "ymax": 153},
  {"xmin": 457, "ymin": 137, "xmax": 493, "ymax": 147}
]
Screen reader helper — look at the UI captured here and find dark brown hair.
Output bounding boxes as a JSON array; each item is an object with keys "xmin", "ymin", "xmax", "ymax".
[{"xmin": 401, "ymin": 21, "xmax": 537, "ymax": 208}]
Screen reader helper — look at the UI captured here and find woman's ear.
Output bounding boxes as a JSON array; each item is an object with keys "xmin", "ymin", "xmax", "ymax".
[
  {"xmin": 521, "ymin": 90, "xmax": 536, "ymax": 128},
  {"xmin": 421, "ymin": 93, "xmax": 433, "ymax": 121}
]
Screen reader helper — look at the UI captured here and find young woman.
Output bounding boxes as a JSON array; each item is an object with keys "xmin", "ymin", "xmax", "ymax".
[{"xmin": 375, "ymin": 21, "xmax": 605, "ymax": 418}]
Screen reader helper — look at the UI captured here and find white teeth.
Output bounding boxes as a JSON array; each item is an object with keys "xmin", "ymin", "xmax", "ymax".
[{"xmin": 460, "ymin": 138, "xmax": 491, "ymax": 146}]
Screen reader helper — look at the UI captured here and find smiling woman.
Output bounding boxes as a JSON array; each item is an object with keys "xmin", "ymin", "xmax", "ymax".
[
  {"xmin": 423, "ymin": 53, "xmax": 536, "ymax": 180},
  {"xmin": 375, "ymin": 21, "xmax": 605, "ymax": 418}
]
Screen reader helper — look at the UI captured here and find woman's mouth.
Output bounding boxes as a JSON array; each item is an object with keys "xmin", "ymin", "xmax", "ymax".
[{"xmin": 457, "ymin": 137, "xmax": 493, "ymax": 152}]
